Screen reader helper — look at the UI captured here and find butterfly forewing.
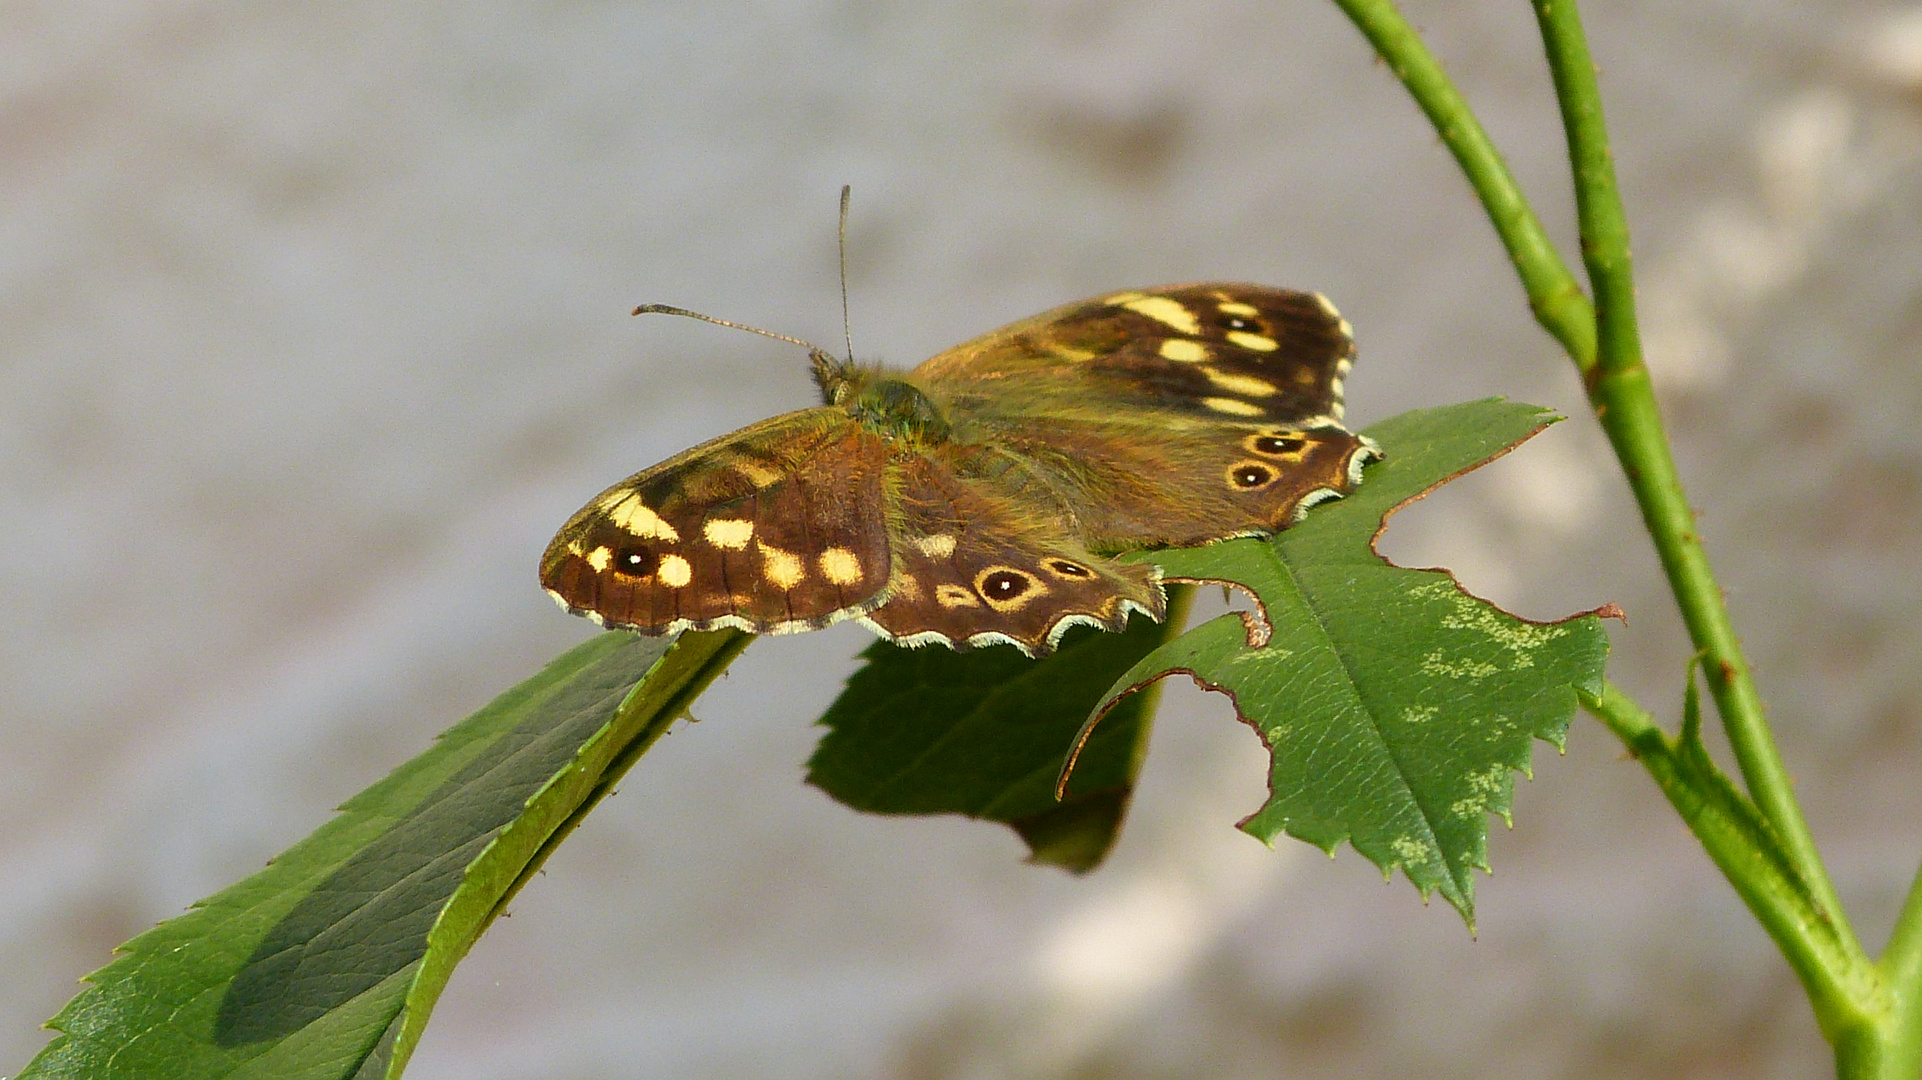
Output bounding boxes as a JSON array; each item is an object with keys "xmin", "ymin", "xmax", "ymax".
[
  {"xmin": 915, "ymin": 283, "xmax": 1357, "ymax": 425},
  {"xmin": 541, "ymin": 410, "xmax": 893, "ymax": 634},
  {"xmin": 912, "ymin": 283, "xmax": 1376, "ymax": 551}
]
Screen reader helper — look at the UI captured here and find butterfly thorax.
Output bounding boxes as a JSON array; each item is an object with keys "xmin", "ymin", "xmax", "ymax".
[{"xmin": 814, "ymin": 355, "xmax": 952, "ymax": 444}]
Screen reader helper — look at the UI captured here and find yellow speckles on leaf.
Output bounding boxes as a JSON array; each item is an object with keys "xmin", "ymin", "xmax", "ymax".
[
  {"xmin": 758, "ymin": 542, "xmax": 805, "ymax": 588},
  {"xmin": 1226, "ymin": 330, "xmax": 1279, "ymax": 352},
  {"xmin": 1202, "ymin": 397, "xmax": 1263, "ymax": 417},
  {"xmin": 1158, "ymin": 338, "xmax": 1209, "ymax": 363},
  {"xmin": 935, "ymin": 583, "xmax": 979, "ymax": 608},
  {"xmin": 1217, "ymin": 301, "xmax": 1259, "ymax": 317},
  {"xmin": 735, "ymin": 459, "xmax": 783, "ymax": 488},
  {"xmin": 703, "ymin": 518, "xmax": 755, "ymax": 549},
  {"xmin": 818, "ymin": 547, "xmax": 863, "ymax": 586},
  {"xmin": 1449, "ymin": 764, "xmax": 1511, "ymax": 822},
  {"xmin": 915, "ymin": 534, "xmax": 958, "ymax": 559},
  {"xmin": 1402, "ymin": 705, "xmax": 1438, "ymax": 724},
  {"xmin": 585, "ymin": 546, "xmax": 613, "ymax": 572},
  {"xmin": 657, "ymin": 554, "xmax": 693, "ymax": 588},
  {"xmin": 1205, "ymin": 370, "xmax": 1278, "ymax": 397},
  {"xmin": 1119, "ymin": 296, "xmax": 1201, "ymax": 334},
  {"xmin": 1421, "ymin": 650, "xmax": 1500, "ymax": 680},
  {"xmin": 605, "ymin": 493, "xmax": 679, "ymax": 541},
  {"xmin": 1421, "ymin": 581, "xmax": 1572, "ymax": 669},
  {"xmin": 1390, "ymin": 835, "xmax": 1433, "ymax": 865}
]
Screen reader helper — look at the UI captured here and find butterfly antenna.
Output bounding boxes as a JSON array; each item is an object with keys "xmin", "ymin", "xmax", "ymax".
[
  {"xmin": 631, "ymin": 304, "xmax": 836, "ymax": 360},
  {"xmin": 837, "ymin": 183, "xmax": 855, "ymax": 365}
]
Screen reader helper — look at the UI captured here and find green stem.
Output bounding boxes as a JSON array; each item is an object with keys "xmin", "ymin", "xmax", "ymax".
[
  {"xmin": 1527, "ymin": 0, "xmax": 1852, "ymax": 941},
  {"xmin": 1327, "ymin": 0, "xmax": 1596, "ymax": 370},
  {"xmin": 1581, "ymin": 684, "xmax": 1868, "ymax": 1021},
  {"xmin": 1875, "ymin": 861, "xmax": 1922, "ymax": 1070},
  {"xmin": 1887, "ymin": 861, "xmax": 1922, "ymax": 996},
  {"xmin": 1323, "ymin": 0, "xmax": 1922, "ymax": 1068}
]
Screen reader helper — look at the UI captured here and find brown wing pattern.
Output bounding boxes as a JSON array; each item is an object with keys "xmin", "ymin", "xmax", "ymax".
[
  {"xmin": 859, "ymin": 450, "xmax": 1165, "ymax": 656},
  {"xmin": 544, "ymin": 282, "xmax": 1376, "ymax": 655},
  {"xmin": 913, "ymin": 283, "xmax": 1378, "ymax": 551},
  {"xmin": 541, "ymin": 410, "xmax": 894, "ymax": 635},
  {"xmin": 974, "ymin": 419, "xmax": 1377, "ymax": 551},
  {"xmin": 914, "ymin": 283, "xmax": 1358, "ymax": 426}
]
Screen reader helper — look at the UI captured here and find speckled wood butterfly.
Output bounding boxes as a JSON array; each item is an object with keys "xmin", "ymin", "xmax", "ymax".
[{"xmin": 542, "ymin": 283, "xmax": 1378, "ymax": 656}]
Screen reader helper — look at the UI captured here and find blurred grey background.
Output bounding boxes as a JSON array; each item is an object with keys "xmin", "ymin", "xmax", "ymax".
[{"xmin": 4, "ymin": 1, "xmax": 1921, "ymax": 1076}]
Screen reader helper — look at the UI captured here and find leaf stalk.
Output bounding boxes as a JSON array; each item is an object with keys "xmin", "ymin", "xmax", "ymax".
[{"xmin": 1582, "ymin": 682, "xmax": 1883, "ymax": 1048}]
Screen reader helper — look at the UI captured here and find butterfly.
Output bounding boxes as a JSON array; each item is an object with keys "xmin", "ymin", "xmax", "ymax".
[{"xmin": 542, "ymin": 283, "xmax": 1379, "ymax": 656}]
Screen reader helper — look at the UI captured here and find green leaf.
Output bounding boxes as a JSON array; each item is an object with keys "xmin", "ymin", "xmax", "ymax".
[
  {"xmin": 808, "ymin": 587, "xmax": 1193, "ymax": 873},
  {"xmin": 21, "ymin": 628, "xmax": 748, "ymax": 1080},
  {"xmin": 1094, "ymin": 399, "xmax": 1610, "ymax": 923}
]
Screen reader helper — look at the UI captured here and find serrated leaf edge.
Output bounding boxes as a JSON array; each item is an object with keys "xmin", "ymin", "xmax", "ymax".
[{"xmin": 1067, "ymin": 403, "xmax": 1617, "ymax": 921}]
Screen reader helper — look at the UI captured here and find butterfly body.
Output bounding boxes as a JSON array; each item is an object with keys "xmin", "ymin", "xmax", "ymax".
[{"xmin": 543, "ymin": 284, "xmax": 1379, "ymax": 655}]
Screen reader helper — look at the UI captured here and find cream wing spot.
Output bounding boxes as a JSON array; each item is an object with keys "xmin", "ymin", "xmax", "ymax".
[
  {"xmin": 935, "ymin": 583, "xmax": 980, "ymax": 608},
  {"xmin": 818, "ymin": 547, "xmax": 863, "ymax": 586},
  {"xmin": 1119, "ymin": 296, "xmax": 1201, "ymax": 334},
  {"xmin": 586, "ymin": 546, "xmax": 613, "ymax": 571},
  {"xmin": 915, "ymin": 534, "xmax": 958, "ymax": 559},
  {"xmin": 1225, "ymin": 330, "xmax": 1279, "ymax": 352},
  {"xmin": 1205, "ymin": 370, "xmax": 1278, "ymax": 397},
  {"xmin": 890, "ymin": 573, "xmax": 924, "ymax": 601},
  {"xmin": 758, "ymin": 542, "xmax": 806, "ymax": 588},
  {"xmin": 1203, "ymin": 397, "xmax": 1263, "ymax": 417},
  {"xmin": 703, "ymin": 518, "xmax": 754, "ymax": 549},
  {"xmin": 1217, "ymin": 301, "xmax": 1259, "ymax": 317},
  {"xmin": 657, "ymin": 554, "xmax": 693, "ymax": 588},
  {"xmin": 606, "ymin": 493, "xmax": 680, "ymax": 541},
  {"xmin": 1158, "ymin": 338, "xmax": 1209, "ymax": 363},
  {"xmin": 1315, "ymin": 292, "xmax": 1356, "ymax": 340},
  {"xmin": 735, "ymin": 460, "xmax": 782, "ymax": 489}
]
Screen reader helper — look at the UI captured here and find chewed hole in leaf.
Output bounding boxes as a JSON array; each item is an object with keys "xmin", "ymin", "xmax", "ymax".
[
  {"xmin": 1092, "ymin": 401, "xmax": 1612, "ymax": 926},
  {"xmin": 1162, "ymin": 575, "xmax": 1271, "ymax": 649},
  {"xmin": 1370, "ymin": 420, "xmax": 1606, "ymax": 621}
]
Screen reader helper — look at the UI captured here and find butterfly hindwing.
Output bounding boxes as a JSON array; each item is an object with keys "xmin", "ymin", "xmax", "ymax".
[
  {"xmin": 541, "ymin": 410, "xmax": 893, "ymax": 634},
  {"xmin": 858, "ymin": 452, "xmax": 1165, "ymax": 655}
]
